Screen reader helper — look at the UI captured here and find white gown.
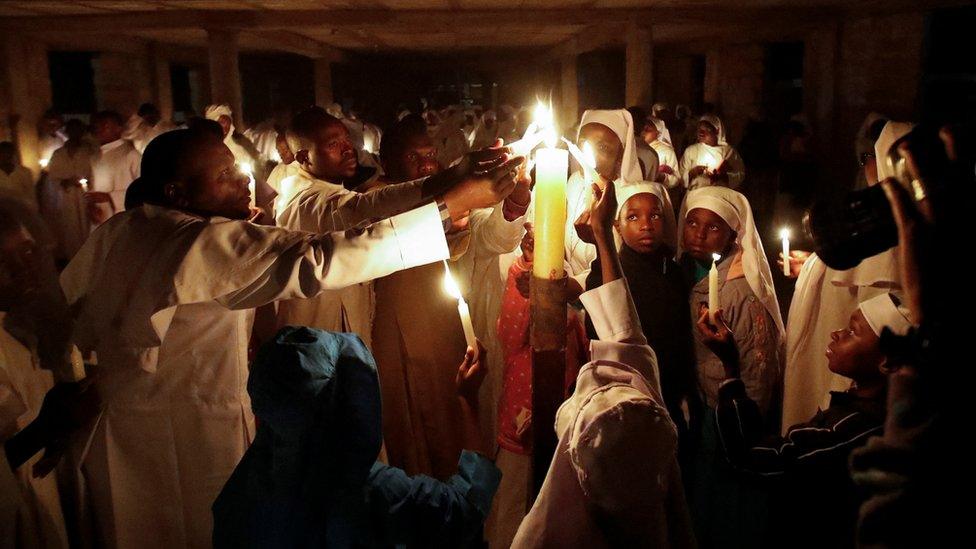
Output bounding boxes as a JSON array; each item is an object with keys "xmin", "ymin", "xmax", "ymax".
[
  {"xmin": 90, "ymin": 139, "xmax": 141, "ymax": 223},
  {"xmin": 60, "ymin": 203, "xmax": 449, "ymax": 549}
]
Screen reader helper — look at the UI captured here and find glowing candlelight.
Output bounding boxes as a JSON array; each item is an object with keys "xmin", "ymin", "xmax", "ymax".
[
  {"xmin": 532, "ymin": 103, "xmax": 569, "ymax": 280},
  {"xmin": 78, "ymin": 178, "xmax": 89, "ymax": 192},
  {"xmin": 709, "ymin": 253, "xmax": 721, "ymax": 324},
  {"xmin": 39, "ymin": 157, "xmax": 49, "ymax": 169},
  {"xmin": 270, "ymin": 149, "xmax": 282, "ymax": 163},
  {"xmin": 780, "ymin": 228, "xmax": 791, "ymax": 276},
  {"xmin": 443, "ymin": 260, "xmax": 477, "ymax": 352},
  {"xmin": 561, "ymin": 137, "xmax": 600, "ymax": 185},
  {"xmin": 240, "ymin": 162, "xmax": 256, "ymax": 208}
]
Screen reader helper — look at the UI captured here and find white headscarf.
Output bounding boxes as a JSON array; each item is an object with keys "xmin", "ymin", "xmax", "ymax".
[
  {"xmin": 326, "ymin": 103, "xmax": 345, "ymax": 119},
  {"xmin": 578, "ymin": 109, "xmax": 643, "ymax": 184},
  {"xmin": 679, "ymin": 186, "xmax": 785, "ymax": 337},
  {"xmin": 699, "ymin": 114, "xmax": 727, "ymax": 145},
  {"xmin": 859, "ymin": 293, "xmax": 913, "ymax": 337},
  {"xmin": 615, "ymin": 182, "xmax": 677, "ymax": 252},
  {"xmin": 650, "ymin": 117, "xmax": 672, "ymax": 147},
  {"xmin": 855, "ymin": 112, "xmax": 888, "ymax": 159},
  {"xmin": 874, "ymin": 120, "xmax": 916, "ymax": 181}
]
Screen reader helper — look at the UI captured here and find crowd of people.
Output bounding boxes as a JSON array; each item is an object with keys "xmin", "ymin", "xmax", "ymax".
[{"xmin": 0, "ymin": 94, "xmax": 963, "ymax": 549}]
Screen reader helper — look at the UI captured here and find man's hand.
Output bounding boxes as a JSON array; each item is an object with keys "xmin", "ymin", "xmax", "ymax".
[
  {"xmin": 437, "ymin": 139, "xmax": 525, "ymax": 219},
  {"xmin": 456, "ymin": 341, "xmax": 487, "ymax": 403},
  {"xmin": 696, "ymin": 306, "xmax": 739, "ymax": 377},
  {"xmin": 505, "ymin": 164, "xmax": 532, "ymax": 218},
  {"xmin": 777, "ymin": 250, "xmax": 812, "ymax": 279}
]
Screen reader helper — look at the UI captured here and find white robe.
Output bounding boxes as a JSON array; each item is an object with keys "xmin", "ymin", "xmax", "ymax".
[
  {"xmin": 0, "ymin": 314, "xmax": 68, "ymax": 549},
  {"xmin": 60, "ymin": 203, "xmax": 449, "ymax": 549},
  {"xmin": 274, "ymin": 168, "xmax": 428, "ymax": 348},
  {"xmin": 651, "ymin": 140, "xmax": 682, "ymax": 189},
  {"xmin": 512, "ymin": 279, "xmax": 694, "ymax": 548},
  {"xmin": 38, "ymin": 133, "xmax": 66, "ymax": 165},
  {"xmin": 0, "ymin": 165, "xmax": 36, "ymax": 209},
  {"xmin": 42, "ymin": 144, "xmax": 95, "ymax": 260},
  {"xmin": 679, "ymin": 142, "xmax": 745, "ymax": 190},
  {"xmin": 90, "ymin": 139, "xmax": 140, "ymax": 223},
  {"xmin": 123, "ymin": 116, "xmax": 175, "ymax": 154}
]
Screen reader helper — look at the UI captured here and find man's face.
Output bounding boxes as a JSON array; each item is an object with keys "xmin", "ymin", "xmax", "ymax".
[
  {"xmin": 299, "ymin": 120, "xmax": 358, "ymax": 181},
  {"xmin": 0, "ymin": 225, "xmax": 42, "ymax": 310},
  {"xmin": 93, "ymin": 119, "xmax": 123, "ymax": 145},
  {"xmin": 697, "ymin": 121, "xmax": 719, "ymax": 146},
  {"xmin": 217, "ymin": 115, "xmax": 233, "ymax": 138},
  {"xmin": 181, "ymin": 141, "xmax": 252, "ymax": 220},
  {"xmin": 578, "ymin": 123, "xmax": 623, "ymax": 182},
  {"xmin": 826, "ymin": 310, "xmax": 885, "ymax": 380},
  {"xmin": 616, "ymin": 194, "xmax": 665, "ymax": 255},
  {"xmin": 682, "ymin": 207, "xmax": 734, "ymax": 262},
  {"xmin": 388, "ymin": 133, "xmax": 440, "ymax": 182}
]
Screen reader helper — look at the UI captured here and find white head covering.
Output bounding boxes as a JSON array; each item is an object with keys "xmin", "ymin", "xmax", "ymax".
[
  {"xmin": 651, "ymin": 102, "xmax": 670, "ymax": 116},
  {"xmin": 615, "ymin": 182, "xmax": 678, "ymax": 252},
  {"xmin": 205, "ymin": 104, "xmax": 232, "ymax": 122},
  {"xmin": 855, "ymin": 112, "xmax": 888, "ymax": 159},
  {"xmin": 698, "ymin": 114, "xmax": 727, "ymax": 145},
  {"xmin": 577, "ymin": 109, "xmax": 643, "ymax": 184},
  {"xmin": 649, "ymin": 117, "xmax": 672, "ymax": 147},
  {"xmin": 679, "ymin": 186, "xmax": 785, "ymax": 336},
  {"xmin": 325, "ymin": 103, "xmax": 345, "ymax": 119},
  {"xmin": 874, "ymin": 120, "xmax": 915, "ymax": 181},
  {"xmin": 858, "ymin": 293, "xmax": 913, "ymax": 337}
]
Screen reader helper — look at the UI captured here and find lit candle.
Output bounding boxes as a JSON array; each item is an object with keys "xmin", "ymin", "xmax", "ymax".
[
  {"xmin": 39, "ymin": 157, "xmax": 49, "ymax": 169},
  {"xmin": 709, "ymin": 253, "xmax": 720, "ymax": 324},
  {"xmin": 561, "ymin": 137, "xmax": 600, "ymax": 185},
  {"xmin": 443, "ymin": 260, "xmax": 478, "ymax": 352},
  {"xmin": 79, "ymin": 178, "xmax": 89, "ymax": 193},
  {"xmin": 68, "ymin": 345, "xmax": 86, "ymax": 382},
  {"xmin": 780, "ymin": 228, "xmax": 791, "ymax": 276},
  {"xmin": 532, "ymin": 103, "xmax": 569, "ymax": 280},
  {"xmin": 240, "ymin": 162, "xmax": 256, "ymax": 208}
]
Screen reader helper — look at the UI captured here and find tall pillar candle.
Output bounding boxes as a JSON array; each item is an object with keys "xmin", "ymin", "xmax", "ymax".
[{"xmin": 532, "ymin": 145, "xmax": 569, "ymax": 280}]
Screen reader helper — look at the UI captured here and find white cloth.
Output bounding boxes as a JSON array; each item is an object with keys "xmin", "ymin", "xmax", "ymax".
[
  {"xmin": 578, "ymin": 109, "xmax": 643, "ymax": 184},
  {"xmin": 0, "ymin": 166, "xmax": 36, "ymax": 208},
  {"xmin": 60, "ymin": 202, "xmax": 449, "ymax": 549},
  {"xmin": 680, "ymin": 187, "xmax": 785, "ymax": 338},
  {"xmin": 42, "ymin": 144, "xmax": 95, "ymax": 259},
  {"xmin": 0, "ymin": 314, "xmax": 68, "ymax": 548},
  {"xmin": 122, "ymin": 115, "xmax": 175, "ymax": 154},
  {"xmin": 859, "ymin": 293, "xmax": 912, "ymax": 337},
  {"xmin": 679, "ymin": 114, "xmax": 745, "ymax": 190},
  {"xmin": 615, "ymin": 181, "xmax": 677, "ymax": 252},
  {"xmin": 274, "ymin": 168, "xmax": 429, "ymax": 348},
  {"xmin": 243, "ymin": 121, "xmax": 279, "ymax": 163},
  {"xmin": 651, "ymin": 140, "xmax": 682, "ymax": 189},
  {"xmin": 512, "ymin": 279, "xmax": 694, "ymax": 549},
  {"xmin": 90, "ymin": 139, "xmax": 140, "ymax": 221}
]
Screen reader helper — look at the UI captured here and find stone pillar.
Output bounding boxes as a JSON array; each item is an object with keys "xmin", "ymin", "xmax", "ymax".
[
  {"xmin": 704, "ymin": 48, "xmax": 721, "ymax": 107},
  {"xmin": 625, "ymin": 23, "xmax": 653, "ymax": 107},
  {"xmin": 313, "ymin": 57, "xmax": 333, "ymax": 107},
  {"xmin": 207, "ymin": 29, "xmax": 243, "ymax": 129},
  {"xmin": 1, "ymin": 35, "xmax": 49, "ymax": 177},
  {"xmin": 149, "ymin": 42, "xmax": 174, "ymax": 123}
]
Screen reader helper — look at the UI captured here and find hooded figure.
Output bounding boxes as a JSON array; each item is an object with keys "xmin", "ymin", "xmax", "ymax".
[
  {"xmin": 649, "ymin": 117, "xmax": 682, "ymax": 190},
  {"xmin": 679, "ymin": 114, "xmax": 746, "ymax": 190},
  {"xmin": 780, "ymin": 121, "xmax": 909, "ymax": 431},
  {"xmin": 565, "ymin": 109, "xmax": 645, "ymax": 281},
  {"xmin": 213, "ymin": 327, "xmax": 501, "ymax": 548}
]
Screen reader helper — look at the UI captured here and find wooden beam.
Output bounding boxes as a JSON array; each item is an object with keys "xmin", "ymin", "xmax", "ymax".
[
  {"xmin": 243, "ymin": 30, "xmax": 349, "ymax": 62},
  {"xmin": 0, "ymin": 7, "xmax": 837, "ymax": 33}
]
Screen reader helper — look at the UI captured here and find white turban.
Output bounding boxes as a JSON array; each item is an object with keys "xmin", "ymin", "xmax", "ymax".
[
  {"xmin": 578, "ymin": 109, "xmax": 643, "ymax": 184},
  {"xmin": 205, "ymin": 104, "xmax": 232, "ymax": 121},
  {"xmin": 858, "ymin": 293, "xmax": 913, "ymax": 337},
  {"xmin": 699, "ymin": 114, "xmax": 727, "ymax": 146}
]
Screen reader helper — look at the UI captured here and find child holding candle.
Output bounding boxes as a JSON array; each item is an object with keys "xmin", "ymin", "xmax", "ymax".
[
  {"xmin": 679, "ymin": 114, "xmax": 746, "ymax": 191},
  {"xmin": 678, "ymin": 186, "xmax": 785, "ymax": 548},
  {"xmin": 488, "ymin": 223, "xmax": 589, "ymax": 549}
]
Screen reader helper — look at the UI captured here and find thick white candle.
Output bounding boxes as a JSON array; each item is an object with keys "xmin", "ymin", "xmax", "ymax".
[
  {"xmin": 780, "ymin": 228, "xmax": 791, "ymax": 276},
  {"xmin": 444, "ymin": 260, "xmax": 478, "ymax": 351},
  {"xmin": 708, "ymin": 253, "xmax": 720, "ymax": 324}
]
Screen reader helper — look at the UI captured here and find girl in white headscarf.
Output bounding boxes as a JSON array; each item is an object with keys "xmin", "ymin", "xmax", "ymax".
[
  {"xmin": 643, "ymin": 116, "xmax": 682, "ymax": 190},
  {"xmin": 565, "ymin": 109, "xmax": 645, "ymax": 282},
  {"xmin": 679, "ymin": 114, "xmax": 746, "ymax": 190},
  {"xmin": 678, "ymin": 186, "xmax": 783, "ymax": 549},
  {"xmin": 779, "ymin": 120, "xmax": 908, "ymax": 431}
]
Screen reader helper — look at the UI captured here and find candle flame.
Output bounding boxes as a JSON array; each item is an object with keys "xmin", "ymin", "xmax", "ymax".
[
  {"xmin": 533, "ymin": 101, "xmax": 552, "ymax": 129},
  {"xmin": 443, "ymin": 260, "xmax": 462, "ymax": 300},
  {"xmin": 240, "ymin": 162, "xmax": 253, "ymax": 176},
  {"xmin": 79, "ymin": 178, "xmax": 88, "ymax": 185},
  {"xmin": 582, "ymin": 141, "xmax": 597, "ymax": 169},
  {"xmin": 39, "ymin": 158, "xmax": 49, "ymax": 168},
  {"xmin": 712, "ymin": 253, "xmax": 721, "ymax": 263},
  {"xmin": 779, "ymin": 228, "xmax": 791, "ymax": 240}
]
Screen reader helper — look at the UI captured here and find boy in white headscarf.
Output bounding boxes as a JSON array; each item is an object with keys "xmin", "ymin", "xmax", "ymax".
[
  {"xmin": 566, "ymin": 109, "xmax": 645, "ymax": 284},
  {"xmin": 779, "ymin": 121, "xmax": 909, "ymax": 432},
  {"xmin": 679, "ymin": 114, "xmax": 746, "ymax": 190},
  {"xmin": 700, "ymin": 292, "xmax": 910, "ymax": 548},
  {"xmin": 678, "ymin": 185, "xmax": 784, "ymax": 548}
]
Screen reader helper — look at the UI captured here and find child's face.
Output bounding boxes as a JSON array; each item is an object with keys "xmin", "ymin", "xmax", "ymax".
[
  {"xmin": 578, "ymin": 123, "xmax": 623, "ymax": 182},
  {"xmin": 682, "ymin": 207, "xmax": 733, "ymax": 262},
  {"xmin": 615, "ymin": 194, "xmax": 664, "ymax": 254},
  {"xmin": 697, "ymin": 121, "xmax": 719, "ymax": 146},
  {"xmin": 826, "ymin": 310, "xmax": 885, "ymax": 381}
]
